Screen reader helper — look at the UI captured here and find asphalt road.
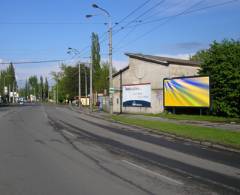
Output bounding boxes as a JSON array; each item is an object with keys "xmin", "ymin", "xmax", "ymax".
[{"xmin": 0, "ymin": 104, "xmax": 240, "ymax": 195}]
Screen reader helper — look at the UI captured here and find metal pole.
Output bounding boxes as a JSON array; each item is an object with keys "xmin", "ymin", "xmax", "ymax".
[
  {"xmin": 12, "ymin": 82, "xmax": 15, "ymax": 103},
  {"xmin": 34, "ymin": 88, "xmax": 36, "ymax": 103},
  {"xmin": 90, "ymin": 59, "xmax": 93, "ymax": 112},
  {"xmin": 78, "ymin": 63, "xmax": 81, "ymax": 108},
  {"xmin": 120, "ymin": 72, "xmax": 122, "ymax": 114},
  {"xmin": 108, "ymin": 16, "xmax": 113, "ymax": 114},
  {"xmin": 8, "ymin": 84, "xmax": 10, "ymax": 103},
  {"xmin": 85, "ymin": 66, "xmax": 87, "ymax": 106},
  {"xmin": 56, "ymin": 81, "xmax": 58, "ymax": 104}
]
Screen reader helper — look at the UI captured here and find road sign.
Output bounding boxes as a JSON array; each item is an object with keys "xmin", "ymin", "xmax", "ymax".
[{"xmin": 109, "ymin": 87, "xmax": 115, "ymax": 94}]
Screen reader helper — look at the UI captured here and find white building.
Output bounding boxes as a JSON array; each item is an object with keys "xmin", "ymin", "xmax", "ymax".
[{"xmin": 112, "ymin": 53, "xmax": 200, "ymax": 114}]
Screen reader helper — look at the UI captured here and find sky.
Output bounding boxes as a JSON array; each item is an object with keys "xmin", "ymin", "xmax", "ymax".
[{"xmin": 0, "ymin": 0, "xmax": 240, "ymax": 84}]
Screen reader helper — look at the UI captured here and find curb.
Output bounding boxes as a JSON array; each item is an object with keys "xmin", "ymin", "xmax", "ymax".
[
  {"xmin": 68, "ymin": 105, "xmax": 240, "ymax": 154},
  {"xmin": 111, "ymin": 119, "xmax": 240, "ymax": 154}
]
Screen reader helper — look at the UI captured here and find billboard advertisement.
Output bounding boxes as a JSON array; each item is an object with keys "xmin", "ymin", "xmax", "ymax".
[
  {"xmin": 123, "ymin": 83, "xmax": 151, "ymax": 107},
  {"xmin": 164, "ymin": 76, "xmax": 210, "ymax": 107}
]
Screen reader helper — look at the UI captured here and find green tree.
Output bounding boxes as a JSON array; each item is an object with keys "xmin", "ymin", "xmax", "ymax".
[
  {"xmin": 190, "ymin": 50, "xmax": 208, "ymax": 63},
  {"xmin": 0, "ymin": 70, "xmax": 7, "ymax": 95},
  {"xmin": 24, "ymin": 79, "xmax": 29, "ymax": 98},
  {"xmin": 91, "ymin": 32, "xmax": 101, "ymax": 93},
  {"xmin": 39, "ymin": 76, "xmax": 44, "ymax": 101},
  {"xmin": 28, "ymin": 76, "xmax": 39, "ymax": 97},
  {"xmin": 44, "ymin": 77, "xmax": 49, "ymax": 100},
  {"xmin": 0, "ymin": 63, "xmax": 16, "ymax": 102},
  {"xmin": 193, "ymin": 39, "xmax": 240, "ymax": 117}
]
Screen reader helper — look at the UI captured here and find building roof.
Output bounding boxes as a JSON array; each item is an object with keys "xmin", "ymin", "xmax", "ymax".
[
  {"xmin": 125, "ymin": 53, "xmax": 200, "ymax": 67},
  {"xmin": 112, "ymin": 66, "xmax": 129, "ymax": 78},
  {"xmin": 113, "ymin": 53, "xmax": 200, "ymax": 78}
]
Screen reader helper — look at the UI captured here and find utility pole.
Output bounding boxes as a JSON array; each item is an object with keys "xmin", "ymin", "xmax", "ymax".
[
  {"xmin": 12, "ymin": 82, "xmax": 15, "ymax": 103},
  {"xmin": 8, "ymin": 84, "xmax": 10, "ymax": 103},
  {"xmin": 108, "ymin": 16, "xmax": 113, "ymax": 114},
  {"xmin": 85, "ymin": 66, "xmax": 88, "ymax": 107},
  {"xmin": 78, "ymin": 63, "xmax": 81, "ymax": 108},
  {"xmin": 86, "ymin": 3, "xmax": 113, "ymax": 114},
  {"xmin": 56, "ymin": 81, "xmax": 58, "ymax": 104},
  {"xmin": 90, "ymin": 59, "xmax": 93, "ymax": 112}
]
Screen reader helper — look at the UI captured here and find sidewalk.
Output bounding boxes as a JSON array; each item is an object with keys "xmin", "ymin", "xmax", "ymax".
[
  {"xmin": 69, "ymin": 104, "xmax": 109, "ymax": 119},
  {"xmin": 70, "ymin": 104, "xmax": 240, "ymax": 132},
  {"xmin": 121, "ymin": 114, "xmax": 240, "ymax": 132}
]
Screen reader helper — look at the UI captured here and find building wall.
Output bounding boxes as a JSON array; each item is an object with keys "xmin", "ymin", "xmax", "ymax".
[{"xmin": 113, "ymin": 58, "xmax": 200, "ymax": 114}]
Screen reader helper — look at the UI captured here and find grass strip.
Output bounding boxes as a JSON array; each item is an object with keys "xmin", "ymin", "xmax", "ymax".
[
  {"xmin": 112, "ymin": 115, "xmax": 240, "ymax": 149},
  {"xmin": 145, "ymin": 113, "xmax": 240, "ymax": 123}
]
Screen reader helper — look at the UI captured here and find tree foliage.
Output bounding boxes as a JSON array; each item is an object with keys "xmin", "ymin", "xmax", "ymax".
[
  {"xmin": 193, "ymin": 39, "xmax": 240, "ymax": 117},
  {"xmin": 0, "ymin": 63, "xmax": 17, "ymax": 102},
  {"xmin": 91, "ymin": 32, "xmax": 101, "ymax": 92},
  {"xmin": 44, "ymin": 77, "xmax": 49, "ymax": 101},
  {"xmin": 51, "ymin": 64, "xmax": 90, "ymax": 102}
]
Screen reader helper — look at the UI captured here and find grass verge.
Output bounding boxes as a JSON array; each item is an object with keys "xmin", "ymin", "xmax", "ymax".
[
  {"xmin": 145, "ymin": 113, "xmax": 240, "ymax": 123},
  {"xmin": 112, "ymin": 115, "xmax": 240, "ymax": 149}
]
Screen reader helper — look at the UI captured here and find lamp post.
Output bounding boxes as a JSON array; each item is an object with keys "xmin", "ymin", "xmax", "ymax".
[
  {"xmin": 68, "ymin": 48, "xmax": 82, "ymax": 108},
  {"xmin": 67, "ymin": 48, "xmax": 92, "ymax": 110},
  {"xmin": 86, "ymin": 3, "xmax": 113, "ymax": 114}
]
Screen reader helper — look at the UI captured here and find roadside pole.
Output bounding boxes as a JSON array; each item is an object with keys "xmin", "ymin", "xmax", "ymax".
[
  {"xmin": 8, "ymin": 84, "xmax": 10, "ymax": 103},
  {"xmin": 90, "ymin": 60, "xmax": 93, "ymax": 112},
  {"xmin": 109, "ymin": 16, "xmax": 113, "ymax": 114},
  {"xmin": 84, "ymin": 66, "xmax": 88, "ymax": 107},
  {"xmin": 86, "ymin": 4, "xmax": 113, "ymax": 114},
  {"xmin": 56, "ymin": 81, "xmax": 58, "ymax": 104},
  {"xmin": 78, "ymin": 63, "xmax": 81, "ymax": 108},
  {"xmin": 13, "ymin": 82, "xmax": 15, "ymax": 103}
]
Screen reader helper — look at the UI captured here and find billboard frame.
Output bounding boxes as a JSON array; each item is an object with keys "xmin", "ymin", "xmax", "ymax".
[
  {"xmin": 163, "ymin": 75, "xmax": 211, "ymax": 109},
  {"xmin": 122, "ymin": 83, "xmax": 151, "ymax": 108}
]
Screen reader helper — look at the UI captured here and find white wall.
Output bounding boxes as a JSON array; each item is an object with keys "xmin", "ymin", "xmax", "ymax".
[{"xmin": 113, "ymin": 57, "xmax": 199, "ymax": 114}]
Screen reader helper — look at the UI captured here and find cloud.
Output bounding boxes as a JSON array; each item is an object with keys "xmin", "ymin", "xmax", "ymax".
[
  {"xmin": 113, "ymin": 60, "xmax": 128, "ymax": 70},
  {"xmin": 101, "ymin": 58, "xmax": 128, "ymax": 70},
  {"xmin": 15, "ymin": 63, "xmax": 60, "ymax": 80},
  {"xmin": 156, "ymin": 53, "xmax": 194, "ymax": 60},
  {"xmin": 163, "ymin": 42, "xmax": 208, "ymax": 53},
  {"xmin": 0, "ymin": 58, "xmax": 8, "ymax": 70},
  {"xmin": 175, "ymin": 42, "xmax": 205, "ymax": 50}
]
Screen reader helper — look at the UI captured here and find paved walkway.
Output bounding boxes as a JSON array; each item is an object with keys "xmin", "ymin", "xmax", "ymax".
[
  {"xmin": 69, "ymin": 104, "xmax": 240, "ymax": 132},
  {"xmin": 120, "ymin": 114, "xmax": 240, "ymax": 131}
]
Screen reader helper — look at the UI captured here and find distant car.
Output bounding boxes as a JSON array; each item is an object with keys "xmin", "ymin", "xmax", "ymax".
[{"xmin": 18, "ymin": 97, "xmax": 25, "ymax": 105}]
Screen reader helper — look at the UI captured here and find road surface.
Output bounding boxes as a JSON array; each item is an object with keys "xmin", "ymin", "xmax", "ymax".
[{"xmin": 0, "ymin": 104, "xmax": 240, "ymax": 195}]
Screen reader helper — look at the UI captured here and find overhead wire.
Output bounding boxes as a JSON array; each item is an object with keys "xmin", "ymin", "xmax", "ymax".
[
  {"xmin": 112, "ymin": 0, "xmax": 238, "ymax": 54},
  {"xmin": 76, "ymin": 0, "xmax": 153, "ymax": 57},
  {"xmin": 134, "ymin": 0, "xmax": 239, "ymax": 26},
  {"xmin": 113, "ymin": 0, "xmax": 165, "ymax": 35},
  {"xmin": 0, "ymin": 59, "xmax": 65, "ymax": 65}
]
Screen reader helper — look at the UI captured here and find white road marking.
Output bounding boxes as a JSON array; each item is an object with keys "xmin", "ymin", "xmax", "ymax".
[
  {"xmin": 44, "ymin": 113, "xmax": 48, "ymax": 119},
  {"xmin": 62, "ymin": 130, "xmax": 74, "ymax": 137},
  {"xmin": 122, "ymin": 160, "xmax": 183, "ymax": 186}
]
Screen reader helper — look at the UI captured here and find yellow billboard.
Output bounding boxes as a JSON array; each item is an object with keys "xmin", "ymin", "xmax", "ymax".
[{"xmin": 164, "ymin": 76, "xmax": 210, "ymax": 107}]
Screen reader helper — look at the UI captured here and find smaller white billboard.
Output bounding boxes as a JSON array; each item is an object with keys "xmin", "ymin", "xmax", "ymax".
[{"xmin": 123, "ymin": 83, "xmax": 151, "ymax": 107}]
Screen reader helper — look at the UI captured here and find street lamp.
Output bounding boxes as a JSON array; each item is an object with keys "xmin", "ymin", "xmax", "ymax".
[
  {"xmin": 86, "ymin": 3, "xmax": 113, "ymax": 114},
  {"xmin": 68, "ymin": 48, "xmax": 82, "ymax": 108},
  {"xmin": 67, "ymin": 48, "xmax": 92, "ymax": 110}
]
